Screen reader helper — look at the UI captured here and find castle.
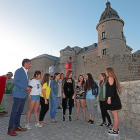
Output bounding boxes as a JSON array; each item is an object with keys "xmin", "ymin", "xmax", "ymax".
[{"xmin": 29, "ymin": 1, "xmax": 140, "ymax": 82}]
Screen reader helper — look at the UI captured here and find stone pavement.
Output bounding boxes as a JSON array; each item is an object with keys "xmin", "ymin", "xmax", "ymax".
[{"xmin": 0, "ymin": 95, "xmax": 140, "ymax": 140}]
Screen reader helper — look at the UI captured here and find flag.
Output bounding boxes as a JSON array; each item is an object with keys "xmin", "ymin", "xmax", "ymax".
[
  {"xmin": 65, "ymin": 62, "xmax": 72, "ymax": 70},
  {"xmin": 49, "ymin": 66, "xmax": 54, "ymax": 73}
]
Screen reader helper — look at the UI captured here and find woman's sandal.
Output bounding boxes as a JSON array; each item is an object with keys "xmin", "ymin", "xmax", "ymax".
[
  {"xmin": 40, "ymin": 121, "xmax": 47, "ymax": 126},
  {"xmin": 54, "ymin": 119, "xmax": 58, "ymax": 122},
  {"xmin": 51, "ymin": 119, "xmax": 57, "ymax": 123},
  {"xmin": 84, "ymin": 117, "xmax": 87, "ymax": 122},
  {"xmin": 74, "ymin": 117, "xmax": 78, "ymax": 121}
]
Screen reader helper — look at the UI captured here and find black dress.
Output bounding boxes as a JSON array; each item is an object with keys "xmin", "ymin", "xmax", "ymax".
[{"xmin": 105, "ymin": 79, "xmax": 122, "ymax": 111}]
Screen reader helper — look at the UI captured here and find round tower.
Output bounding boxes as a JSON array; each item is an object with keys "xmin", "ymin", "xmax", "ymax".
[
  {"xmin": 60, "ymin": 46, "xmax": 75, "ymax": 64},
  {"xmin": 96, "ymin": 1, "xmax": 126, "ymax": 57}
]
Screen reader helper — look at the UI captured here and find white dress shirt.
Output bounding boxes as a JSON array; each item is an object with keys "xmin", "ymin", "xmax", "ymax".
[{"xmin": 22, "ymin": 66, "xmax": 28, "ymax": 79}]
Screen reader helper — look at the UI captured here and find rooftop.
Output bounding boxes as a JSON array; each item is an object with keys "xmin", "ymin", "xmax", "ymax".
[
  {"xmin": 76, "ymin": 43, "xmax": 97, "ymax": 55},
  {"xmin": 32, "ymin": 54, "xmax": 60, "ymax": 62},
  {"xmin": 99, "ymin": 1, "xmax": 120, "ymax": 22}
]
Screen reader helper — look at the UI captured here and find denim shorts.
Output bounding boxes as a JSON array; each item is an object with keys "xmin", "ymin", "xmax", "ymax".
[{"xmin": 30, "ymin": 95, "xmax": 40, "ymax": 101}]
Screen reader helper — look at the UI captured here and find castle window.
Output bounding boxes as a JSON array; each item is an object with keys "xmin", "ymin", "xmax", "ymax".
[
  {"xmin": 69, "ymin": 50, "xmax": 72, "ymax": 52},
  {"xmin": 83, "ymin": 56, "xmax": 85, "ymax": 59},
  {"xmin": 122, "ymin": 32, "xmax": 124, "ymax": 38},
  {"xmin": 102, "ymin": 32, "xmax": 106, "ymax": 39},
  {"xmin": 103, "ymin": 49, "xmax": 107, "ymax": 55},
  {"xmin": 69, "ymin": 57, "xmax": 72, "ymax": 60}
]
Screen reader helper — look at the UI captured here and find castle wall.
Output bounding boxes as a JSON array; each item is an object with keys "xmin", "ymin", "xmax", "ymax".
[
  {"xmin": 106, "ymin": 54, "xmax": 140, "ymax": 82},
  {"xmin": 74, "ymin": 53, "xmax": 140, "ymax": 82},
  {"xmin": 74, "ymin": 49, "xmax": 107, "ymax": 80},
  {"xmin": 29, "ymin": 57, "xmax": 58, "ymax": 79},
  {"xmin": 119, "ymin": 80, "xmax": 140, "ymax": 130}
]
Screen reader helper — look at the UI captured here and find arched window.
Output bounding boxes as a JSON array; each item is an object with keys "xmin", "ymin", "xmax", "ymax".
[
  {"xmin": 103, "ymin": 49, "xmax": 107, "ymax": 55},
  {"xmin": 102, "ymin": 32, "xmax": 106, "ymax": 39}
]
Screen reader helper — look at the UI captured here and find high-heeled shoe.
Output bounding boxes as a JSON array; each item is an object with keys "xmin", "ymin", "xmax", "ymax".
[
  {"xmin": 63, "ymin": 115, "xmax": 65, "ymax": 121},
  {"xmin": 69, "ymin": 115, "xmax": 72, "ymax": 121}
]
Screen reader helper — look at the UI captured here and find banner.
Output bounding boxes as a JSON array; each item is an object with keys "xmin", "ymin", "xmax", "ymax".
[
  {"xmin": 65, "ymin": 62, "xmax": 72, "ymax": 70},
  {"xmin": 49, "ymin": 66, "xmax": 54, "ymax": 73}
]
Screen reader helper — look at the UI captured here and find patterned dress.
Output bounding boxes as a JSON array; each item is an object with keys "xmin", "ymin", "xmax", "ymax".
[{"xmin": 76, "ymin": 84, "xmax": 85, "ymax": 100}]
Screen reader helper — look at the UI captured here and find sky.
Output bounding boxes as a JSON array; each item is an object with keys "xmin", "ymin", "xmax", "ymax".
[{"xmin": 0, "ymin": 0, "xmax": 140, "ymax": 75}]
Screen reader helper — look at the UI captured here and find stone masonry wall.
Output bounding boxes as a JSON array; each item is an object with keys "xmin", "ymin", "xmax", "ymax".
[
  {"xmin": 119, "ymin": 80, "xmax": 140, "ymax": 130},
  {"xmin": 29, "ymin": 57, "xmax": 59, "ymax": 79}
]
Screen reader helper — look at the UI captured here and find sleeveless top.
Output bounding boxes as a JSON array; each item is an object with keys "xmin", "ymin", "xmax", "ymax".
[{"xmin": 76, "ymin": 84, "xmax": 85, "ymax": 99}]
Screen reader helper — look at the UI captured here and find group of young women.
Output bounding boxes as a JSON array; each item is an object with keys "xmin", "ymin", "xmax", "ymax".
[{"xmin": 25, "ymin": 68, "xmax": 122, "ymax": 137}]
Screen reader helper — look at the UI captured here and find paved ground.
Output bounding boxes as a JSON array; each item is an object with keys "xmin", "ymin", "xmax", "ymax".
[{"xmin": 0, "ymin": 95, "xmax": 140, "ymax": 140}]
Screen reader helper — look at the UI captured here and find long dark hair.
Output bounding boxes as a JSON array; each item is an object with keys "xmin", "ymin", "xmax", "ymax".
[
  {"xmin": 85, "ymin": 73, "xmax": 94, "ymax": 90},
  {"xmin": 34, "ymin": 70, "xmax": 41, "ymax": 78},
  {"xmin": 99, "ymin": 73, "xmax": 107, "ymax": 86},
  {"xmin": 77, "ymin": 75, "xmax": 85, "ymax": 85},
  {"xmin": 53, "ymin": 73, "xmax": 60, "ymax": 80},
  {"xmin": 41, "ymin": 73, "xmax": 50, "ymax": 86}
]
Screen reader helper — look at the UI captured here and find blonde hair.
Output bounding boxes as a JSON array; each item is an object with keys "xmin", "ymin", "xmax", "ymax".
[{"xmin": 106, "ymin": 68, "xmax": 122, "ymax": 93}]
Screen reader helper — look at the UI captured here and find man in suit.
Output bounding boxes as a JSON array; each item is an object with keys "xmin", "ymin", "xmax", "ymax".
[{"xmin": 7, "ymin": 59, "xmax": 32, "ymax": 136}]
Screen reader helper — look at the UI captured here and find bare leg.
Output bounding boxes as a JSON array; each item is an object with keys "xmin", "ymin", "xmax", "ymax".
[
  {"xmin": 91, "ymin": 115, "xmax": 94, "ymax": 121},
  {"xmin": 111, "ymin": 110, "xmax": 119, "ymax": 131},
  {"xmin": 58, "ymin": 98, "xmax": 62, "ymax": 107},
  {"xmin": 74, "ymin": 99, "xmax": 80, "ymax": 120},
  {"xmin": 80, "ymin": 99, "xmax": 87, "ymax": 121},
  {"xmin": 89, "ymin": 114, "xmax": 92, "ymax": 120},
  {"xmin": 26, "ymin": 101, "xmax": 36, "ymax": 124},
  {"xmin": 34, "ymin": 101, "xmax": 40, "ymax": 123}
]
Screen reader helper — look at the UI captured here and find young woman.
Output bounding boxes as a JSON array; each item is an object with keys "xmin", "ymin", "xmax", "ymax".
[
  {"xmin": 39, "ymin": 73, "xmax": 51, "ymax": 125},
  {"xmin": 74, "ymin": 75, "xmax": 87, "ymax": 122},
  {"xmin": 105, "ymin": 68, "xmax": 122, "ymax": 136},
  {"xmin": 97, "ymin": 73, "xmax": 112, "ymax": 127},
  {"xmin": 85, "ymin": 73, "xmax": 98, "ymax": 124},
  {"xmin": 25, "ymin": 71, "xmax": 43, "ymax": 129},
  {"xmin": 50, "ymin": 73, "xmax": 61, "ymax": 123},
  {"xmin": 62, "ymin": 70, "xmax": 75, "ymax": 121}
]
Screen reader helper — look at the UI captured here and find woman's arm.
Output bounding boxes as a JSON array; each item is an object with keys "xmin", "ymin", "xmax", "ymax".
[
  {"xmin": 50, "ymin": 80, "xmax": 55, "ymax": 100},
  {"xmin": 107, "ymin": 77, "xmax": 114, "ymax": 104},
  {"xmin": 62, "ymin": 79, "xmax": 65, "ymax": 98},
  {"xmin": 42, "ymin": 88, "xmax": 48, "ymax": 104},
  {"xmin": 73, "ymin": 80, "xmax": 76, "ymax": 95},
  {"xmin": 108, "ymin": 77, "xmax": 114, "ymax": 97}
]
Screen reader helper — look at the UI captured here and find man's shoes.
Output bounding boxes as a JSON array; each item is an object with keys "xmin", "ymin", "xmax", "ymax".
[
  {"xmin": 7, "ymin": 129, "xmax": 18, "ymax": 136},
  {"xmin": 14, "ymin": 126, "xmax": 27, "ymax": 131}
]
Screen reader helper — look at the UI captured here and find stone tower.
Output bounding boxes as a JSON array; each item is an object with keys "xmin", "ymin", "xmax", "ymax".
[
  {"xmin": 96, "ymin": 1, "xmax": 127, "ymax": 57},
  {"xmin": 60, "ymin": 46, "xmax": 75, "ymax": 64}
]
